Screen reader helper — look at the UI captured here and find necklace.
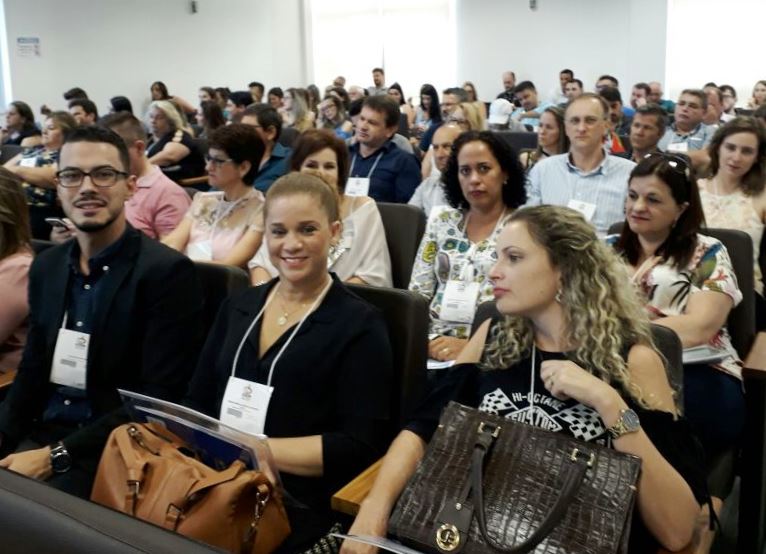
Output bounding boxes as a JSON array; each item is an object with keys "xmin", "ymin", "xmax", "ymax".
[{"xmin": 273, "ymin": 280, "xmax": 328, "ymax": 326}]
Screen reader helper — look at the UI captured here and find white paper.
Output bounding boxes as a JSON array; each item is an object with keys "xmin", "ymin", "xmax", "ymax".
[
  {"xmin": 427, "ymin": 359, "xmax": 455, "ymax": 370},
  {"xmin": 186, "ymin": 240, "xmax": 213, "ymax": 261},
  {"xmin": 682, "ymin": 345, "xmax": 728, "ymax": 364},
  {"xmin": 50, "ymin": 329, "xmax": 89, "ymax": 389},
  {"xmin": 330, "ymin": 534, "xmax": 427, "ymax": 554}
]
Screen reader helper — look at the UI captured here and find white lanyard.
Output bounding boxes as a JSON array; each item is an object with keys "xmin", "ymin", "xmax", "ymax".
[
  {"xmin": 350, "ymin": 151, "xmax": 384, "ymax": 179},
  {"xmin": 529, "ymin": 344, "xmax": 537, "ymax": 414},
  {"xmin": 230, "ymin": 278, "xmax": 332, "ymax": 386}
]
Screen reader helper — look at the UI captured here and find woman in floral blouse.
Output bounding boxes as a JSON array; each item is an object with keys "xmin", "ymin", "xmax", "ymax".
[
  {"xmin": 610, "ymin": 153, "xmax": 743, "ymax": 464},
  {"xmin": 409, "ymin": 131, "xmax": 526, "ymax": 363}
]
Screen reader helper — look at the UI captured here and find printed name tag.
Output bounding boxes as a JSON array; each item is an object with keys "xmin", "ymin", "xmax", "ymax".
[
  {"xmin": 187, "ymin": 240, "xmax": 213, "ymax": 261},
  {"xmin": 345, "ymin": 177, "xmax": 370, "ymax": 197},
  {"xmin": 220, "ymin": 376, "xmax": 274, "ymax": 436},
  {"xmin": 667, "ymin": 142, "xmax": 689, "ymax": 153},
  {"xmin": 440, "ymin": 280, "xmax": 480, "ymax": 323},
  {"xmin": 19, "ymin": 157, "xmax": 37, "ymax": 168},
  {"xmin": 567, "ymin": 199, "xmax": 597, "ymax": 222},
  {"xmin": 50, "ymin": 329, "xmax": 89, "ymax": 390}
]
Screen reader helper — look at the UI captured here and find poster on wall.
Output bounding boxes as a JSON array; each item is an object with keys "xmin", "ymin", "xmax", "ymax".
[{"xmin": 16, "ymin": 37, "xmax": 41, "ymax": 57}]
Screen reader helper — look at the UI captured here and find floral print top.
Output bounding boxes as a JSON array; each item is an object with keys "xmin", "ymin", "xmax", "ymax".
[
  {"xmin": 409, "ymin": 206, "xmax": 511, "ymax": 338},
  {"xmin": 612, "ymin": 233, "xmax": 743, "ymax": 380},
  {"xmin": 19, "ymin": 147, "xmax": 59, "ymax": 208}
]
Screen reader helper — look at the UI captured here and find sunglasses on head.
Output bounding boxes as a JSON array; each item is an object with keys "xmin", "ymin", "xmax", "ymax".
[{"xmin": 643, "ymin": 152, "xmax": 691, "ymax": 178}]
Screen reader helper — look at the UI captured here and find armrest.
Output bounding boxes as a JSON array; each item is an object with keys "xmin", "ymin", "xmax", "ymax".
[
  {"xmin": 331, "ymin": 459, "xmax": 382, "ymax": 516},
  {"xmin": 0, "ymin": 370, "xmax": 16, "ymax": 390},
  {"xmin": 178, "ymin": 175, "xmax": 208, "ymax": 187}
]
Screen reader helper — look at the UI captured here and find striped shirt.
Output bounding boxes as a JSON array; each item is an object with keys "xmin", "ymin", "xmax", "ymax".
[{"xmin": 525, "ymin": 151, "xmax": 636, "ymax": 236}]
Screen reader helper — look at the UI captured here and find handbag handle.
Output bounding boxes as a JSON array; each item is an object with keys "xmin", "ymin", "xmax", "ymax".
[{"xmin": 471, "ymin": 422, "xmax": 591, "ymax": 554}]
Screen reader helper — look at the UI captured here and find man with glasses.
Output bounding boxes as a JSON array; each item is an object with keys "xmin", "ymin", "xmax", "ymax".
[
  {"xmin": 526, "ymin": 93, "xmax": 636, "ymax": 236},
  {"xmin": 658, "ymin": 89, "xmax": 714, "ymax": 169},
  {"xmin": 0, "ymin": 126, "xmax": 202, "ymax": 497},
  {"xmin": 241, "ymin": 104, "xmax": 290, "ymax": 192}
]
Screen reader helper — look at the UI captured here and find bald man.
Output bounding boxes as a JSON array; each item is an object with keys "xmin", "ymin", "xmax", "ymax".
[{"xmin": 408, "ymin": 124, "xmax": 463, "ymax": 215}]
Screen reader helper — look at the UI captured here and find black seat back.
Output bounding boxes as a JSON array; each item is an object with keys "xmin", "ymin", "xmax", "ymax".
[
  {"xmin": 376, "ymin": 202, "xmax": 427, "ymax": 289},
  {"xmin": 193, "ymin": 262, "xmax": 250, "ymax": 333}
]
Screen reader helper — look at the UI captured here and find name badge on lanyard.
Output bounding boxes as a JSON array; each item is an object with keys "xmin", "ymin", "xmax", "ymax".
[
  {"xmin": 348, "ymin": 151, "xmax": 384, "ymax": 197},
  {"xmin": 440, "ymin": 280, "xmax": 480, "ymax": 323},
  {"xmin": 567, "ymin": 199, "xmax": 597, "ymax": 222},
  {"xmin": 220, "ymin": 376, "xmax": 273, "ymax": 435},
  {"xmin": 50, "ymin": 320, "xmax": 89, "ymax": 390},
  {"xmin": 667, "ymin": 142, "xmax": 689, "ymax": 153}
]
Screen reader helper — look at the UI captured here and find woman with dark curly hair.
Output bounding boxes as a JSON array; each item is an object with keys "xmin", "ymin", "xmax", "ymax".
[{"xmin": 409, "ymin": 130, "xmax": 526, "ymax": 363}]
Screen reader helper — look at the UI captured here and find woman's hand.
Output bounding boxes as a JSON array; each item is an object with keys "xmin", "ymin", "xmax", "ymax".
[
  {"xmin": 340, "ymin": 499, "xmax": 390, "ymax": 554},
  {"xmin": 540, "ymin": 360, "xmax": 620, "ymax": 411},
  {"xmin": 0, "ymin": 447, "xmax": 53, "ymax": 480},
  {"xmin": 429, "ymin": 336, "xmax": 468, "ymax": 361}
]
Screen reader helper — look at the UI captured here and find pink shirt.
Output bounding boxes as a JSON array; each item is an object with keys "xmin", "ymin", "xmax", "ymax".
[
  {"xmin": 0, "ymin": 251, "xmax": 32, "ymax": 372},
  {"xmin": 126, "ymin": 166, "xmax": 191, "ymax": 239}
]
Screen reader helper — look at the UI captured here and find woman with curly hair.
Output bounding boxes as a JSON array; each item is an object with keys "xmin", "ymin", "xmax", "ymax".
[
  {"xmin": 409, "ymin": 131, "xmax": 526, "ymax": 363},
  {"xmin": 343, "ymin": 205, "xmax": 706, "ymax": 554}
]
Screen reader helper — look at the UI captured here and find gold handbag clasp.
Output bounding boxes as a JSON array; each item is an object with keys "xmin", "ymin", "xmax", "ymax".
[{"xmin": 435, "ymin": 523, "xmax": 461, "ymax": 552}]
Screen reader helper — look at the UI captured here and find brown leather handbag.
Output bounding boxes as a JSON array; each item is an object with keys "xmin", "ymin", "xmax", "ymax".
[
  {"xmin": 91, "ymin": 423, "xmax": 290, "ymax": 554},
  {"xmin": 389, "ymin": 402, "xmax": 642, "ymax": 554}
]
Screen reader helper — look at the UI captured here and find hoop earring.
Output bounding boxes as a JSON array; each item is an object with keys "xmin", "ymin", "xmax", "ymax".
[{"xmin": 555, "ymin": 289, "xmax": 563, "ymax": 304}]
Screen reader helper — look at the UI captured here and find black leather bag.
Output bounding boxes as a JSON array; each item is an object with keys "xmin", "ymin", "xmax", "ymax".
[{"xmin": 389, "ymin": 402, "xmax": 641, "ymax": 554}]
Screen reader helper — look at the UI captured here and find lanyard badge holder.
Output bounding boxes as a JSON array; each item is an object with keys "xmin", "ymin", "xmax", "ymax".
[
  {"xmin": 220, "ymin": 279, "xmax": 332, "ymax": 435},
  {"xmin": 440, "ymin": 246, "xmax": 480, "ymax": 324},
  {"xmin": 50, "ymin": 312, "xmax": 89, "ymax": 390},
  {"xmin": 346, "ymin": 151, "xmax": 384, "ymax": 197}
]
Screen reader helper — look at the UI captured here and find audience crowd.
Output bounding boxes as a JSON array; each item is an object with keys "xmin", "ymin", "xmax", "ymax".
[{"xmin": 1, "ymin": 66, "xmax": 766, "ymax": 554}]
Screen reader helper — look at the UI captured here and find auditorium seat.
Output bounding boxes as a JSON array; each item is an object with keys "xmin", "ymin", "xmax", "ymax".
[
  {"xmin": 0, "ymin": 468, "xmax": 219, "ymax": 553},
  {"xmin": 0, "ymin": 144, "xmax": 23, "ymax": 165},
  {"xmin": 347, "ymin": 283, "xmax": 429, "ymax": 428},
  {"xmin": 278, "ymin": 127, "xmax": 299, "ymax": 149},
  {"xmin": 494, "ymin": 130, "xmax": 538, "ymax": 153},
  {"xmin": 376, "ymin": 202, "xmax": 426, "ymax": 289},
  {"xmin": 193, "ymin": 261, "xmax": 250, "ymax": 334},
  {"xmin": 31, "ymin": 239, "xmax": 55, "ymax": 255}
]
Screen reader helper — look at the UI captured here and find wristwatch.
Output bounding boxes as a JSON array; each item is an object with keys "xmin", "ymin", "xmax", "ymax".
[
  {"xmin": 49, "ymin": 441, "xmax": 72, "ymax": 474},
  {"xmin": 606, "ymin": 408, "xmax": 641, "ymax": 439}
]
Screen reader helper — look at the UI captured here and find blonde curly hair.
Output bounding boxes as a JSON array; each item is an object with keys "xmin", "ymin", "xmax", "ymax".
[{"xmin": 481, "ymin": 205, "xmax": 657, "ymax": 407}]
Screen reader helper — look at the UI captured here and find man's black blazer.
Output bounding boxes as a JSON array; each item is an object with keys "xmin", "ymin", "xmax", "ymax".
[{"xmin": 0, "ymin": 226, "xmax": 204, "ymax": 466}]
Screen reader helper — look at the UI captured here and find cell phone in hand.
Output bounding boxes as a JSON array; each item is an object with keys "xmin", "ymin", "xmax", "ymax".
[{"xmin": 45, "ymin": 217, "xmax": 70, "ymax": 228}]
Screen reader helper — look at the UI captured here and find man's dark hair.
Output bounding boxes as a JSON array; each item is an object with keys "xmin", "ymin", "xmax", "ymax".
[
  {"xmin": 598, "ymin": 74, "xmax": 619, "ymax": 87},
  {"xmin": 372, "ymin": 67, "xmax": 384, "ymax": 75},
  {"xmin": 442, "ymin": 131, "xmax": 527, "ymax": 211},
  {"xmin": 248, "ymin": 81, "xmax": 265, "ymax": 94},
  {"xmin": 100, "ymin": 111, "xmax": 148, "ymax": 144},
  {"xmin": 109, "ymin": 96, "xmax": 133, "ymax": 115},
  {"xmin": 514, "ymin": 81, "xmax": 536, "ymax": 94},
  {"xmin": 349, "ymin": 98, "xmax": 364, "ymax": 118},
  {"xmin": 720, "ymin": 84, "xmax": 737, "ymax": 99},
  {"xmin": 243, "ymin": 104, "xmax": 282, "ymax": 140},
  {"xmin": 268, "ymin": 87, "xmax": 284, "ymax": 99},
  {"xmin": 208, "ymin": 124, "xmax": 265, "ymax": 184},
  {"xmin": 706, "ymin": 85, "xmax": 723, "ymax": 103},
  {"xmin": 680, "ymin": 88, "xmax": 708, "ymax": 111},
  {"xmin": 569, "ymin": 78, "xmax": 583, "ymax": 89},
  {"xmin": 442, "ymin": 87, "xmax": 468, "ymax": 102},
  {"xmin": 229, "ymin": 91, "xmax": 253, "ymax": 108},
  {"xmin": 68, "ymin": 98, "xmax": 99, "ymax": 119},
  {"xmin": 634, "ymin": 104, "xmax": 667, "ymax": 135},
  {"xmin": 633, "ymin": 82, "xmax": 651, "ymax": 96},
  {"xmin": 362, "ymin": 95, "xmax": 400, "ymax": 128},
  {"xmin": 599, "ymin": 86, "xmax": 623, "ymax": 104},
  {"xmin": 63, "ymin": 87, "xmax": 88, "ymax": 101},
  {"xmin": 560, "ymin": 69, "xmax": 574, "ymax": 78},
  {"xmin": 703, "ymin": 81, "xmax": 718, "ymax": 88},
  {"xmin": 62, "ymin": 125, "xmax": 130, "ymax": 172}
]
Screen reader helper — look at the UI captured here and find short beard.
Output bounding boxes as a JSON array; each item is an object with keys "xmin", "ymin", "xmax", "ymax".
[{"xmin": 71, "ymin": 212, "xmax": 120, "ymax": 233}]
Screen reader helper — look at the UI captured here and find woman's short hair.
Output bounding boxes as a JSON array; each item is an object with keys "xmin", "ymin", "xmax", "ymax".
[
  {"xmin": 265, "ymin": 171, "xmax": 340, "ymax": 224},
  {"xmin": 707, "ymin": 117, "xmax": 766, "ymax": 196},
  {"xmin": 288, "ymin": 129, "xmax": 350, "ymax": 193},
  {"xmin": 199, "ymin": 100, "xmax": 226, "ymax": 132},
  {"xmin": 441, "ymin": 130, "xmax": 527, "ymax": 211},
  {"xmin": 615, "ymin": 153, "xmax": 704, "ymax": 269},
  {"xmin": 149, "ymin": 100, "xmax": 185, "ymax": 133},
  {"xmin": 207, "ymin": 123, "xmax": 265, "ymax": 184},
  {"xmin": 0, "ymin": 168, "xmax": 31, "ymax": 259},
  {"xmin": 482, "ymin": 205, "xmax": 655, "ymax": 407},
  {"xmin": 9, "ymin": 101, "xmax": 36, "ymax": 131},
  {"xmin": 46, "ymin": 111, "xmax": 78, "ymax": 136},
  {"xmin": 419, "ymin": 84, "xmax": 442, "ymax": 123},
  {"xmin": 151, "ymin": 81, "xmax": 170, "ymax": 100}
]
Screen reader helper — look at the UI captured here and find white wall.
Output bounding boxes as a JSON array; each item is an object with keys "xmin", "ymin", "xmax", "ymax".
[
  {"xmin": 1, "ymin": 0, "xmax": 306, "ymax": 118},
  {"xmin": 456, "ymin": 0, "xmax": 668, "ymax": 103}
]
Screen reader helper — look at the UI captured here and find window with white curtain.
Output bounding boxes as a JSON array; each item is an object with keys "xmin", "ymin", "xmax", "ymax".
[{"xmin": 308, "ymin": 0, "xmax": 456, "ymax": 104}]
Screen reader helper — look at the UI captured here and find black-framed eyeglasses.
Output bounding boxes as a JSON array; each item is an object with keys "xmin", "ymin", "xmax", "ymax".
[
  {"xmin": 643, "ymin": 151, "xmax": 691, "ymax": 177},
  {"xmin": 205, "ymin": 154, "xmax": 236, "ymax": 166},
  {"xmin": 56, "ymin": 166, "xmax": 128, "ymax": 188}
]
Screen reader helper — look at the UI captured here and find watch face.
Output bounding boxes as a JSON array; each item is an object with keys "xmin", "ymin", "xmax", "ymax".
[{"xmin": 622, "ymin": 409, "xmax": 640, "ymax": 431}]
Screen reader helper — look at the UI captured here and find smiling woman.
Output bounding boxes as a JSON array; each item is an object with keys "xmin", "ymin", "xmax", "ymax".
[{"xmin": 184, "ymin": 172, "xmax": 394, "ymax": 553}]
